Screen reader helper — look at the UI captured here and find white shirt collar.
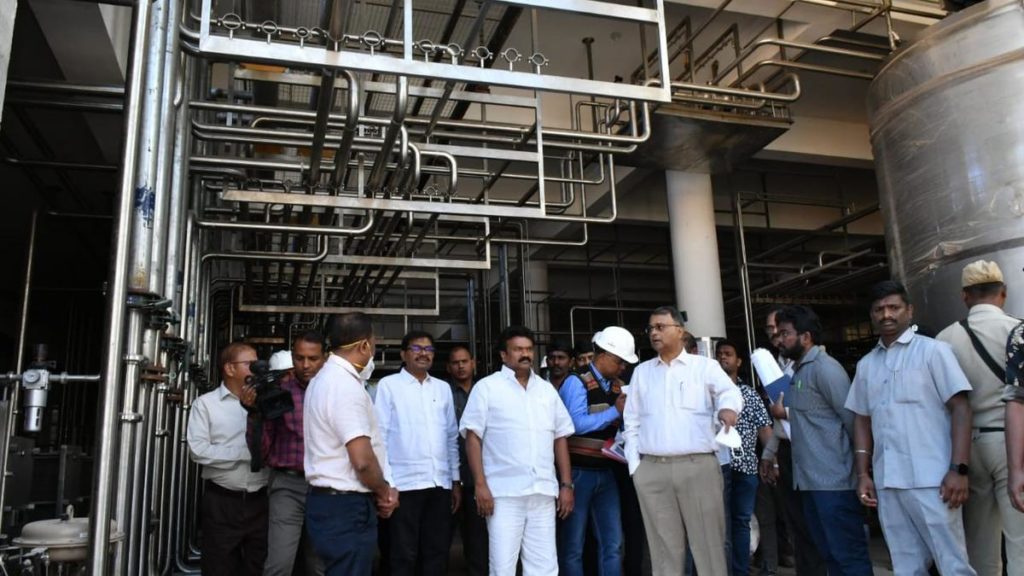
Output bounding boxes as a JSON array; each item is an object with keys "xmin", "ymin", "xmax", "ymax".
[
  {"xmin": 217, "ymin": 382, "xmax": 237, "ymax": 400},
  {"xmin": 399, "ymin": 367, "xmax": 433, "ymax": 384},
  {"xmin": 499, "ymin": 364, "xmax": 538, "ymax": 387},
  {"xmin": 654, "ymin": 349, "xmax": 689, "ymax": 367},
  {"xmin": 328, "ymin": 353, "xmax": 361, "ymax": 378}
]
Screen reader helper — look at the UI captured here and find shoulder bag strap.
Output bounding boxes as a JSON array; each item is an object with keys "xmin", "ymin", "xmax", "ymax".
[{"xmin": 959, "ymin": 318, "xmax": 1006, "ymax": 383}]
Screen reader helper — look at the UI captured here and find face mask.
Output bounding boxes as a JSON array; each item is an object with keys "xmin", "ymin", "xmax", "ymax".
[{"xmin": 358, "ymin": 358, "xmax": 376, "ymax": 382}]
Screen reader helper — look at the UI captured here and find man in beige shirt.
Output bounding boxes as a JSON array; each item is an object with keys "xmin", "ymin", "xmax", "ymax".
[{"xmin": 937, "ymin": 260, "xmax": 1024, "ymax": 576}]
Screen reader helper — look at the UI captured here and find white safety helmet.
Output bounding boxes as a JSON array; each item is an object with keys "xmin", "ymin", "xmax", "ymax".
[
  {"xmin": 269, "ymin": 350, "xmax": 293, "ymax": 371},
  {"xmin": 591, "ymin": 326, "xmax": 639, "ymax": 364}
]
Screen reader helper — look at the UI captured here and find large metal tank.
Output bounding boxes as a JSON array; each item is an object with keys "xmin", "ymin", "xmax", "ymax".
[{"xmin": 867, "ymin": 0, "xmax": 1024, "ymax": 328}]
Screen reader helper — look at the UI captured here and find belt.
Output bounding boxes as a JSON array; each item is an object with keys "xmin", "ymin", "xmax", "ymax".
[
  {"xmin": 977, "ymin": 427, "xmax": 1004, "ymax": 434},
  {"xmin": 640, "ymin": 453, "xmax": 711, "ymax": 463},
  {"xmin": 309, "ymin": 485, "xmax": 369, "ymax": 496},
  {"xmin": 204, "ymin": 481, "xmax": 266, "ymax": 499},
  {"xmin": 273, "ymin": 467, "xmax": 305, "ymax": 478}
]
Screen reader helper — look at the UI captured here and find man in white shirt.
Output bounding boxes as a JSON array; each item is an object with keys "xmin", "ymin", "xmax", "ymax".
[
  {"xmin": 375, "ymin": 330, "xmax": 461, "ymax": 576},
  {"xmin": 304, "ymin": 312, "xmax": 399, "ymax": 576},
  {"xmin": 187, "ymin": 342, "xmax": 270, "ymax": 576},
  {"xmin": 460, "ymin": 325, "xmax": 575, "ymax": 576},
  {"xmin": 622, "ymin": 305, "xmax": 742, "ymax": 576},
  {"xmin": 936, "ymin": 260, "xmax": 1023, "ymax": 576}
]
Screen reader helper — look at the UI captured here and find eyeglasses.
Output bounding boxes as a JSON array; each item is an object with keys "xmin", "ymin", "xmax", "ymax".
[
  {"xmin": 406, "ymin": 344, "xmax": 436, "ymax": 353},
  {"xmin": 643, "ymin": 323, "xmax": 681, "ymax": 335}
]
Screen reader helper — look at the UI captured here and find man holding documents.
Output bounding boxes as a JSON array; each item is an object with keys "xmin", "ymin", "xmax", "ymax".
[
  {"xmin": 556, "ymin": 326, "xmax": 638, "ymax": 576},
  {"xmin": 771, "ymin": 305, "xmax": 872, "ymax": 576},
  {"xmin": 622, "ymin": 305, "xmax": 742, "ymax": 576}
]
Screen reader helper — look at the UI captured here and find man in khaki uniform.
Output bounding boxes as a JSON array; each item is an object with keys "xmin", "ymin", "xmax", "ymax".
[{"xmin": 937, "ymin": 260, "xmax": 1024, "ymax": 576}]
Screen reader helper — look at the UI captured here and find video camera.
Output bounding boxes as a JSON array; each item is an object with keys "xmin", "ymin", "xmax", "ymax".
[{"xmin": 245, "ymin": 359, "xmax": 293, "ymax": 420}]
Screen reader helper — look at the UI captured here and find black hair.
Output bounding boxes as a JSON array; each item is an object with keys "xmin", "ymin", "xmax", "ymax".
[
  {"xmin": 715, "ymin": 338, "xmax": 743, "ymax": 358},
  {"xmin": 868, "ymin": 280, "xmax": 911, "ymax": 307},
  {"xmin": 650, "ymin": 305, "xmax": 686, "ymax": 327},
  {"xmin": 964, "ymin": 281, "xmax": 1005, "ymax": 299},
  {"xmin": 682, "ymin": 332, "xmax": 698, "ymax": 354},
  {"xmin": 548, "ymin": 338, "xmax": 573, "ymax": 357},
  {"xmin": 573, "ymin": 340, "xmax": 593, "ymax": 357},
  {"xmin": 498, "ymin": 325, "xmax": 535, "ymax": 353},
  {"xmin": 326, "ymin": 312, "xmax": 374, "ymax": 351},
  {"xmin": 448, "ymin": 343, "xmax": 474, "ymax": 358},
  {"xmin": 401, "ymin": 330, "xmax": 434, "ymax": 350},
  {"xmin": 294, "ymin": 330, "xmax": 326, "ymax": 351},
  {"xmin": 774, "ymin": 305, "xmax": 822, "ymax": 345}
]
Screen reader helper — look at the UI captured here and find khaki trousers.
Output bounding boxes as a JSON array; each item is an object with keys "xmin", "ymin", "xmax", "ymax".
[
  {"xmin": 964, "ymin": 430, "xmax": 1024, "ymax": 576},
  {"xmin": 633, "ymin": 453, "xmax": 727, "ymax": 576}
]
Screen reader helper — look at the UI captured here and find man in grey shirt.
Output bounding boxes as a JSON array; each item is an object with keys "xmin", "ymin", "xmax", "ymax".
[{"xmin": 772, "ymin": 305, "xmax": 872, "ymax": 576}]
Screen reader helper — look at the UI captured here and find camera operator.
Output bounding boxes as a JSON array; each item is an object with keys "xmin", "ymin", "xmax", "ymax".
[
  {"xmin": 240, "ymin": 331, "xmax": 327, "ymax": 576},
  {"xmin": 187, "ymin": 342, "xmax": 269, "ymax": 576}
]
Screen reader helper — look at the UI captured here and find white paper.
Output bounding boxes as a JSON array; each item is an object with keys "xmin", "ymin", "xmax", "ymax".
[{"xmin": 751, "ymin": 348, "xmax": 784, "ymax": 384}]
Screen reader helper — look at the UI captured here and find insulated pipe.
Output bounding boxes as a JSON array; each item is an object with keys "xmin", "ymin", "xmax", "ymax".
[
  {"xmin": 150, "ymin": 0, "xmax": 185, "ymax": 294},
  {"xmin": 163, "ymin": 60, "xmax": 193, "ymax": 324},
  {"xmin": 129, "ymin": 0, "xmax": 171, "ymax": 293},
  {"xmin": 90, "ymin": 0, "xmax": 153, "ymax": 569}
]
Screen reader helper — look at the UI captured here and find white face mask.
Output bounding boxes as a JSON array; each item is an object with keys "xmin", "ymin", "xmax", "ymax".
[{"xmin": 358, "ymin": 358, "xmax": 376, "ymax": 382}]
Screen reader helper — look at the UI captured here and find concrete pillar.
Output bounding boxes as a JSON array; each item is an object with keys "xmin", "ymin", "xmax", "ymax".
[
  {"xmin": 526, "ymin": 260, "xmax": 550, "ymax": 338},
  {"xmin": 666, "ymin": 171, "xmax": 726, "ymax": 338},
  {"xmin": 0, "ymin": 0, "xmax": 15, "ymax": 128}
]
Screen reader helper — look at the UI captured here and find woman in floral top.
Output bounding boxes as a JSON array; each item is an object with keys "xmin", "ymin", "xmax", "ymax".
[{"xmin": 717, "ymin": 340, "xmax": 773, "ymax": 576}]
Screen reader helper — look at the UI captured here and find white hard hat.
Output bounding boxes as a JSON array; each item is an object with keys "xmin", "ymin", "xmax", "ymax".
[
  {"xmin": 269, "ymin": 350, "xmax": 293, "ymax": 371},
  {"xmin": 592, "ymin": 326, "xmax": 639, "ymax": 364}
]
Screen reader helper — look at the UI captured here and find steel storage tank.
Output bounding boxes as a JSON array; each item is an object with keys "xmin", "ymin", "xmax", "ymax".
[{"xmin": 867, "ymin": 0, "xmax": 1024, "ymax": 329}]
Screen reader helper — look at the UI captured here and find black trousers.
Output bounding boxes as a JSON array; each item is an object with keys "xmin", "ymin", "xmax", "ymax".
[
  {"xmin": 389, "ymin": 487, "xmax": 452, "ymax": 576},
  {"xmin": 453, "ymin": 482, "xmax": 490, "ymax": 576},
  {"xmin": 200, "ymin": 481, "xmax": 269, "ymax": 576},
  {"xmin": 776, "ymin": 440, "xmax": 827, "ymax": 576}
]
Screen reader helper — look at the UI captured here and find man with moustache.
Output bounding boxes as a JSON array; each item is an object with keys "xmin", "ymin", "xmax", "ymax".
[
  {"xmin": 374, "ymin": 331, "xmax": 460, "ymax": 576},
  {"xmin": 770, "ymin": 306, "xmax": 871, "ymax": 575},
  {"xmin": 304, "ymin": 313, "xmax": 399, "ymax": 576},
  {"xmin": 847, "ymin": 280, "xmax": 975, "ymax": 575},
  {"xmin": 447, "ymin": 344, "xmax": 488, "ymax": 576},
  {"xmin": 240, "ymin": 331, "xmax": 328, "ymax": 576},
  {"xmin": 460, "ymin": 325, "xmax": 575, "ymax": 576},
  {"xmin": 547, "ymin": 339, "xmax": 575, "ymax": 391},
  {"xmin": 758, "ymin": 308, "xmax": 824, "ymax": 576},
  {"xmin": 623, "ymin": 305, "xmax": 741, "ymax": 576}
]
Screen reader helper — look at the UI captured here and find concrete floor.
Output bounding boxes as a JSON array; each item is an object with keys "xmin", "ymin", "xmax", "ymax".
[{"xmin": 445, "ymin": 530, "xmax": 897, "ymax": 575}]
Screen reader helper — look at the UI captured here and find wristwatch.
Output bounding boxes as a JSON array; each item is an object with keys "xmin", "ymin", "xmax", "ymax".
[
  {"xmin": 950, "ymin": 463, "xmax": 969, "ymax": 476},
  {"xmin": 559, "ymin": 481, "xmax": 575, "ymax": 490}
]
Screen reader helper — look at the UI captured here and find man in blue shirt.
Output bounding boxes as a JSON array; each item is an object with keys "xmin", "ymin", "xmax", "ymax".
[{"xmin": 557, "ymin": 326, "xmax": 638, "ymax": 576}]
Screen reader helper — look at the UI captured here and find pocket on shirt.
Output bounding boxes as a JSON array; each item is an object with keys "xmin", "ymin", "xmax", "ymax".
[
  {"xmin": 675, "ymin": 381, "xmax": 708, "ymax": 412},
  {"xmin": 894, "ymin": 369, "xmax": 928, "ymax": 404}
]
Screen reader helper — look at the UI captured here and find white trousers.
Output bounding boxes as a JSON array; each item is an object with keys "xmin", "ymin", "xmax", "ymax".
[
  {"xmin": 486, "ymin": 494, "xmax": 557, "ymax": 576},
  {"xmin": 877, "ymin": 487, "xmax": 976, "ymax": 576}
]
